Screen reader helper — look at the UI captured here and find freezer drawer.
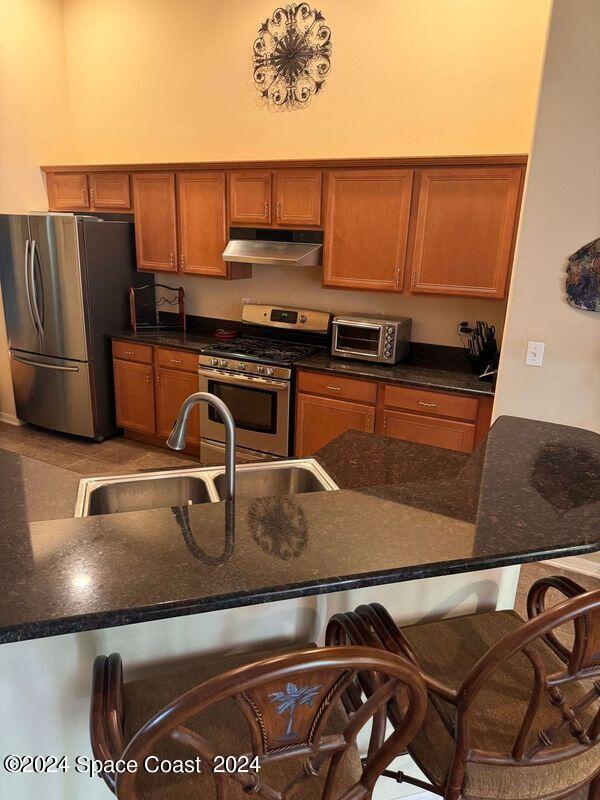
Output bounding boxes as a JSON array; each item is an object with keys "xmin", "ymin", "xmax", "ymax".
[{"xmin": 10, "ymin": 351, "xmax": 96, "ymax": 438}]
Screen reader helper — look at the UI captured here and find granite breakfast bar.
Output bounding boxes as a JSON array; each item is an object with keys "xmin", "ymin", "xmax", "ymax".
[{"xmin": 0, "ymin": 416, "xmax": 598, "ymax": 800}]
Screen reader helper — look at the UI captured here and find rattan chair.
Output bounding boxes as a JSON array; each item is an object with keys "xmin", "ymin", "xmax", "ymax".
[
  {"xmin": 326, "ymin": 577, "xmax": 600, "ymax": 800},
  {"xmin": 90, "ymin": 642, "xmax": 427, "ymax": 799}
]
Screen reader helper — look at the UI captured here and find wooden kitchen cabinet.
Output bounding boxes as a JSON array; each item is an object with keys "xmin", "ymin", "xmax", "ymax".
[
  {"xmin": 113, "ymin": 359, "xmax": 155, "ymax": 434},
  {"xmin": 46, "ymin": 172, "xmax": 90, "ymax": 211},
  {"xmin": 155, "ymin": 366, "xmax": 200, "ymax": 443},
  {"xmin": 323, "ymin": 169, "xmax": 413, "ymax": 291},
  {"xmin": 132, "ymin": 172, "xmax": 178, "ymax": 272},
  {"xmin": 274, "ymin": 169, "xmax": 322, "ymax": 226},
  {"xmin": 379, "ymin": 409, "xmax": 476, "ymax": 453},
  {"xmin": 47, "ymin": 171, "xmax": 131, "ymax": 211},
  {"xmin": 88, "ymin": 172, "xmax": 131, "ymax": 210},
  {"xmin": 295, "ymin": 393, "xmax": 375, "ymax": 457},
  {"xmin": 410, "ymin": 166, "xmax": 523, "ymax": 299},
  {"xmin": 177, "ymin": 171, "xmax": 228, "ymax": 276},
  {"xmin": 228, "ymin": 171, "xmax": 272, "ymax": 224}
]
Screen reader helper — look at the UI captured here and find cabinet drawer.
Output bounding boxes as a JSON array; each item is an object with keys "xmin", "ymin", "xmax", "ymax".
[
  {"xmin": 382, "ymin": 384, "xmax": 478, "ymax": 421},
  {"xmin": 155, "ymin": 347, "xmax": 198, "ymax": 372},
  {"xmin": 297, "ymin": 371, "xmax": 377, "ymax": 404},
  {"xmin": 381, "ymin": 410, "xmax": 476, "ymax": 452},
  {"xmin": 112, "ymin": 340, "xmax": 153, "ymax": 364}
]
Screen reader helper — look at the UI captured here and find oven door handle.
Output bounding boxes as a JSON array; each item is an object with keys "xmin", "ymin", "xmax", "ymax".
[{"xmin": 198, "ymin": 368, "xmax": 289, "ymax": 391}]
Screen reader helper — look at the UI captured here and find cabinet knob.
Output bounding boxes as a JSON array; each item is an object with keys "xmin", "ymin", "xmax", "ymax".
[
  {"xmin": 124, "ymin": 350, "xmax": 135, "ymax": 356},
  {"xmin": 169, "ymin": 253, "xmax": 174, "ymax": 267},
  {"xmin": 180, "ymin": 254, "xmax": 185, "ymax": 268},
  {"xmin": 90, "ymin": 188, "xmax": 95, "ymax": 206},
  {"xmin": 276, "ymin": 202, "xmax": 281, "ymax": 220},
  {"xmin": 264, "ymin": 201, "xmax": 268, "ymax": 217}
]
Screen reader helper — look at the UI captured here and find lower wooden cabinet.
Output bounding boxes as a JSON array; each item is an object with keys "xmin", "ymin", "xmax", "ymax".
[
  {"xmin": 155, "ymin": 366, "xmax": 200, "ymax": 443},
  {"xmin": 295, "ymin": 393, "xmax": 375, "ymax": 457},
  {"xmin": 295, "ymin": 370, "xmax": 492, "ymax": 456},
  {"xmin": 112, "ymin": 341, "xmax": 200, "ymax": 447},
  {"xmin": 113, "ymin": 359, "xmax": 155, "ymax": 433},
  {"xmin": 379, "ymin": 409, "xmax": 475, "ymax": 452}
]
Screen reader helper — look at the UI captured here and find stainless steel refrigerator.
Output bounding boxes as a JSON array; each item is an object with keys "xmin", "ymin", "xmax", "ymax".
[{"xmin": 0, "ymin": 213, "xmax": 139, "ymax": 440}]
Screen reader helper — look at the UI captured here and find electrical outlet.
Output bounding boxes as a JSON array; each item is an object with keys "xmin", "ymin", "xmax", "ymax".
[{"xmin": 525, "ymin": 341, "xmax": 545, "ymax": 367}]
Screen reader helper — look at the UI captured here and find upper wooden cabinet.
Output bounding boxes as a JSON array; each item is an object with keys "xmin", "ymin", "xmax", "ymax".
[
  {"xmin": 228, "ymin": 169, "xmax": 322, "ymax": 227},
  {"xmin": 132, "ymin": 172, "xmax": 178, "ymax": 272},
  {"xmin": 47, "ymin": 171, "xmax": 131, "ymax": 211},
  {"xmin": 177, "ymin": 171, "xmax": 228, "ymax": 276},
  {"xmin": 323, "ymin": 169, "xmax": 413, "ymax": 291},
  {"xmin": 410, "ymin": 166, "xmax": 523, "ymax": 299},
  {"xmin": 274, "ymin": 169, "xmax": 322, "ymax": 226},
  {"xmin": 229, "ymin": 171, "xmax": 272, "ymax": 224},
  {"xmin": 89, "ymin": 172, "xmax": 131, "ymax": 210},
  {"xmin": 47, "ymin": 173, "xmax": 90, "ymax": 211}
]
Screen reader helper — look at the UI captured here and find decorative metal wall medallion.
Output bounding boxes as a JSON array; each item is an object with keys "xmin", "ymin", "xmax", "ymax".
[
  {"xmin": 253, "ymin": 4, "xmax": 332, "ymax": 111},
  {"xmin": 566, "ymin": 237, "xmax": 600, "ymax": 312}
]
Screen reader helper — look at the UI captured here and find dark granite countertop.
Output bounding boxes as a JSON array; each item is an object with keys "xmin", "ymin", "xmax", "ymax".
[
  {"xmin": 296, "ymin": 350, "xmax": 494, "ymax": 397},
  {"xmin": 110, "ymin": 330, "xmax": 492, "ymax": 397},
  {"xmin": 0, "ymin": 416, "xmax": 598, "ymax": 644},
  {"xmin": 109, "ymin": 329, "xmax": 215, "ymax": 353}
]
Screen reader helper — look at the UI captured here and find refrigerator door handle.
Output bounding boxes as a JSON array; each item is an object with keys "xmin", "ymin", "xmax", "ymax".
[
  {"xmin": 29, "ymin": 239, "xmax": 44, "ymax": 335},
  {"xmin": 12, "ymin": 354, "xmax": 79, "ymax": 372},
  {"xmin": 23, "ymin": 238, "xmax": 39, "ymax": 333}
]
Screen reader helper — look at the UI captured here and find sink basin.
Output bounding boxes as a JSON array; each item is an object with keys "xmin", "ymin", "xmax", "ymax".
[
  {"xmin": 74, "ymin": 459, "xmax": 338, "ymax": 517},
  {"xmin": 213, "ymin": 462, "xmax": 337, "ymax": 501},
  {"xmin": 85, "ymin": 475, "xmax": 214, "ymax": 516}
]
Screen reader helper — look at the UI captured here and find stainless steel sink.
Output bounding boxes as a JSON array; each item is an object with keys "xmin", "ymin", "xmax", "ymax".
[
  {"xmin": 84, "ymin": 474, "xmax": 216, "ymax": 516},
  {"xmin": 212, "ymin": 462, "xmax": 337, "ymax": 500},
  {"xmin": 74, "ymin": 459, "xmax": 338, "ymax": 517}
]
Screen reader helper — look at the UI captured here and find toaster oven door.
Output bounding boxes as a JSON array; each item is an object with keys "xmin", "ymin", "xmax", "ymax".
[{"xmin": 332, "ymin": 320, "xmax": 385, "ymax": 360}]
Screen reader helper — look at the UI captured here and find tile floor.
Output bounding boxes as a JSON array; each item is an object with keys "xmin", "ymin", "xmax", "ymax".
[{"xmin": 0, "ymin": 420, "xmax": 197, "ymax": 476}]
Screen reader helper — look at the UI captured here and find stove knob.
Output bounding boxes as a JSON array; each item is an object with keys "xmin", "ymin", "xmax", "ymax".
[
  {"xmin": 219, "ymin": 359, "xmax": 228, "ymax": 368},
  {"xmin": 238, "ymin": 361, "xmax": 246, "ymax": 370},
  {"xmin": 265, "ymin": 367, "xmax": 274, "ymax": 376},
  {"xmin": 299, "ymin": 314, "xmax": 307, "ymax": 323},
  {"xmin": 256, "ymin": 365, "xmax": 265, "ymax": 374},
  {"xmin": 210, "ymin": 357, "xmax": 218, "ymax": 367}
]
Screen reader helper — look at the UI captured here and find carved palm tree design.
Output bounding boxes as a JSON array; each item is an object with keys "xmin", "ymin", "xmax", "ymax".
[{"xmin": 269, "ymin": 682, "xmax": 322, "ymax": 739}]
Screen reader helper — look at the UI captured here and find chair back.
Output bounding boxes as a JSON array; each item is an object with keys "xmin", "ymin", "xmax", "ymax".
[{"xmin": 115, "ymin": 645, "xmax": 426, "ymax": 800}]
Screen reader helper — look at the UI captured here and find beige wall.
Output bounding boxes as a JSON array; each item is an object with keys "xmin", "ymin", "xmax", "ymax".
[
  {"xmin": 0, "ymin": 0, "xmax": 72, "ymax": 419},
  {"xmin": 163, "ymin": 268, "xmax": 508, "ymax": 346},
  {"xmin": 61, "ymin": 0, "xmax": 550, "ymax": 163},
  {"xmin": 494, "ymin": 0, "xmax": 600, "ymax": 433}
]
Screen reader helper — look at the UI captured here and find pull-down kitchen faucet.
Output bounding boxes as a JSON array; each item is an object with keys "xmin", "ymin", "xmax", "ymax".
[{"xmin": 166, "ymin": 392, "xmax": 236, "ymax": 501}]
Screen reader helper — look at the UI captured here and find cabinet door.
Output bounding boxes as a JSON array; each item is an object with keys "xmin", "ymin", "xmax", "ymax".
[
  {"xmin": 89, "ymin": 172, "xmax": 131, "ymax": 210},
  {"xmin": 295, "ymin": 393, "xmax": 375, "ymax": 457},
  {"xmin": 274, "ymin": 169, "xmax": 322, "ymax": 226},
  {"xmin": 381, "ymin": 409, "xmax": 475, "ymax": 453},
  {"xmin": 410, "ymin": 167, "xmax": 522, "ymax": 299},
  {"xmin": 177, "ymin": 171, "xmax": 227, "ymax": 276},
  {"xmin": 323, "ymin": 169, "xmax": 413, "ymax": 291},
  {"xmin": 229, "ymin": 171, "xmax": 272, "ymax": 224},
  {"xmin": 113, "ymin": 359, "xmax": 155, "ymax": 433},
  {"xmin": 132, "ymin": 172, "xmax": 178, "ymax": 272},
  {"xmin": 46, "ymin": 173, "xmax": 90, "ymax": 211},
  {"xmin": 155, "ymin": 366, "xmax": 200, "ymax": 443}
]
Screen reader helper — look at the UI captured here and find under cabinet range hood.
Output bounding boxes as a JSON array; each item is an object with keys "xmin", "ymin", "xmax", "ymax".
[{"xmin": 223, "ymin": 227, "xmax": 323, "ymax": 267}]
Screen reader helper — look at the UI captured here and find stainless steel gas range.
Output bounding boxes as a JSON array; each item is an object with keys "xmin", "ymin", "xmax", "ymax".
[{"xmin": 198, "ymin": 304, "xmax": 330, "ymax": 464}]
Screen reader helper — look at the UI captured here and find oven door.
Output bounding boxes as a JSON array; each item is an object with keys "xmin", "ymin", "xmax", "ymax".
[
  {"xmin": 199, "ymin": 367, "xmax": 290, "ymax": 456},
  {"xmin": 331, "ymin": 320, "xmax": 385, "ymax": 361}
]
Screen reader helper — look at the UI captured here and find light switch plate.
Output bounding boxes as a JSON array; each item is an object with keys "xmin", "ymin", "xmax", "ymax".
[{"xmin": 525, "ymin": 341, "xmax": 545, "ymax": 367}]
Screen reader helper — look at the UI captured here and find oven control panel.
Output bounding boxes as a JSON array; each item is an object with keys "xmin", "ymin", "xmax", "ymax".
[{"xmin": 242, "ymin": 304, "xmax": 330, "ymax": 333}]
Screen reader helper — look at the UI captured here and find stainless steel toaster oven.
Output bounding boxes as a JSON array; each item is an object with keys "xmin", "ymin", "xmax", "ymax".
[{"xmin": 331, "ymin": 315, "xmax": 412, "ymax": 364}]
